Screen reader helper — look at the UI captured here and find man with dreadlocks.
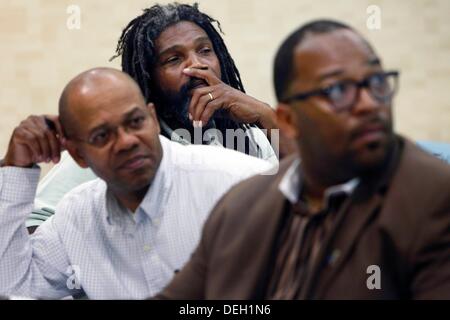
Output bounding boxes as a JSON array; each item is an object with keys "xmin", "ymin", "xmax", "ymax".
[
  {"xmin": 112, "ymin": 2, "xmax": 278, "ymax": 163},
  {"xmin": 26, "ymin": 2, "xmax": 280, "ymax": 232}
]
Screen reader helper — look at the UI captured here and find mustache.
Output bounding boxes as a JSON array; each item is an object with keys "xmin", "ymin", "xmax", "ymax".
[{"xmin": 350, "ymin": 115, "xmax": 391, "ymax": 139}]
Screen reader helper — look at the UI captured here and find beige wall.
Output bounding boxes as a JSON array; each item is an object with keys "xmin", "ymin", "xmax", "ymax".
[{"xmin": 1, "ymin": 0, "xmax": 449, "ymax": 164}]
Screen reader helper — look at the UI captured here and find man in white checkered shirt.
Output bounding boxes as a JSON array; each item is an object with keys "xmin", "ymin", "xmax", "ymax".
[{"xmin": 0, "ymin": 68, "xmax": 274, "ymax": 299}]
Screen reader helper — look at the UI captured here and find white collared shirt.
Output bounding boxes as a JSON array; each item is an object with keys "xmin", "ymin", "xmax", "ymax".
[
  {"xmin": 278, "ymin": 158, "xmax": 359, "ymax": 206},
  {"xmin": 0, "ymin": 136, "xmax": 273, "ymax": 299},
  {"xmin": 160, "ymin": 119, "xmax": 279, "ymax": 166}
]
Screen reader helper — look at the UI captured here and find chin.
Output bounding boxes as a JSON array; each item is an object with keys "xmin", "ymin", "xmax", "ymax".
[
  {"xmin": 130, "ymin": 181, "xmax": 152, "ymax": 193},
  {"xmin": 130, "ymin": 170, "xmax": 156, "ymax": 189},
  {"xmin": 113, "ymin": 166, "xmax": 155, "ymax": 192},
  {"xmin": 118, "ymin": 177, "xmax": 151, "ymax": 195},
  {"xmin": 352, "ymin": 141, "xmax": 391, "ymax": 174}
]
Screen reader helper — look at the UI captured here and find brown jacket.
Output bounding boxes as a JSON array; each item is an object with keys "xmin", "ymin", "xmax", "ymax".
[{"xmin": 157, "ymin": 137, "xmax": 450, "ymax": 299}]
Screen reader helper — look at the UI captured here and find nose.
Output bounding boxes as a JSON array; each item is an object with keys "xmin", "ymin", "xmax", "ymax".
[
  {"xmin": 113, "ymin": 127, "xmax": 139, "ymax": 153},
  {"xmin": 352, "ymin": 87, "xmax": 381, "ymax": 115},
  {"xmin": 185, "ymin": 52, "xmax": 206, "ymax": 70}
]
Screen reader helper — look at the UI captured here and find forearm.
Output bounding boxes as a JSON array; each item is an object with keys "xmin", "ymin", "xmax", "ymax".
[
  {"xmin": 0, "ymin": 167, "xmax": 69, "ymax": 298},
  {"xmin": 0, "ymin": 166, "xmax": 39, "ymax": 293},
  {"xmin": 0, "ymin": 166, "xmax": 40, "ymax": 251}
]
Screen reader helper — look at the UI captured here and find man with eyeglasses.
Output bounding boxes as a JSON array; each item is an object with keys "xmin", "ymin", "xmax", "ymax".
[
  {"xmin": 0, "ymin": 68, "xmax": 273, "ymax": 299},
  {"xmin": 154, "ymin": 20, "xmax": 450, "ymax": 299}
]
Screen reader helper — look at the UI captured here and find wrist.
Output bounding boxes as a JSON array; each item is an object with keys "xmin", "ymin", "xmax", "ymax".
[{"xmin": 1, "ymin": 158, "xmax": 34, "ymax": 168}]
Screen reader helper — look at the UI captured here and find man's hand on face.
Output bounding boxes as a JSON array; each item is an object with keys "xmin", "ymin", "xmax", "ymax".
[
  {"xmin": 183, "ymin": 66, "xmax": 276, "ymax": 129},
  {"xmin": 2, "ymin": 115, "xmax": 65, "ymax": 168}
]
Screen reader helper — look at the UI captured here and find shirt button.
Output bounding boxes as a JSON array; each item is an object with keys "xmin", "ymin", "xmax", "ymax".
[
  {"xmin": 143, "ymin": 245, "xmax": 151, "ymax": 252},
  {"xmin": 328, "ymin": 249, "xmax": 341, "ymax": 266}
]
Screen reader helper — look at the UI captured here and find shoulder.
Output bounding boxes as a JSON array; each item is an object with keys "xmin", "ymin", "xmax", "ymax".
[
  {"xmin": 60, "ymin": 178, "xmax": 106, "ymax": 201},
  {"xmin": 54, "ymin": 178, "xmax": 106, "ymax": 221},
  {"xmin": 395, "ymin": 138, "xmax": 450, "ymax": 194},
  {"xmin": 206, "ymin": 155, "xmax": 294, "ymax": 213},
  {"xmin": 386, "ymin": 137, "xmax": 450, "ymax": 220},
  {"xmin": 390, "ymin": 139, "xmax": 450, "ymax": 269}
]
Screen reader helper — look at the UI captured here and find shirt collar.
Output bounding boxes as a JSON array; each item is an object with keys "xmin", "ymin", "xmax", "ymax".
[
  {"xmin": 279, "ymin": 159, "xmax": 301, "ymax": 204},
  {"xmin": 137, "ymin": 135, "xmax": 172, "ymax": 222},
  {"xmin": 278, "ymin": 158, "xmax": 359, "ymax": 208},
  {"xmin": 105, "ymin": 135, "xmax": 172, "ymax": 227}
]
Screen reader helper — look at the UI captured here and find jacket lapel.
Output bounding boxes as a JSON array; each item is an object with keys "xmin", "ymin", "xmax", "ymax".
[
  {"xmin": 306, "ymin": 191, "xmax": 384, "ymax": 299},
  {"xmin": 237, "ymin": 156, "xmax": 297, "ymax": 298},
  {"xmin": 243, "ymin": 184, "xmax": 288, "ymax": 298}
]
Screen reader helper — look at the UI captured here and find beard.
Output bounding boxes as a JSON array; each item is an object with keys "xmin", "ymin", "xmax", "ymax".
[{"xmin": 156, "ymin": 77, "xmax": 228, "ymax": 131}]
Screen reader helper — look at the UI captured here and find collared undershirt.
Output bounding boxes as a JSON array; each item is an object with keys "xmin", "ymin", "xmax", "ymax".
[{"xmin": 266, "ymin": 160, "xmax": 359, "ymax": 299}]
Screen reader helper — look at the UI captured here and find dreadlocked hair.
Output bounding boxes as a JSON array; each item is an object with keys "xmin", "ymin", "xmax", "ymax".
[{"xmin": 111, "ymin": 2, "xmax": 251, "ymax": 135}]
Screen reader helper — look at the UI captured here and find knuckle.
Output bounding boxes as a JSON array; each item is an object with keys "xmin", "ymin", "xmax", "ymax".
[
  {"xmin": 192, "ymin": 90, "xmax": 202, "ymax": 100},
  {"xmin": 12, "ymin": 127, "xmax": 22, "ymax": 138},
  {"xmin": 201, "ymin": 94, "xmax": 210, "ymax": 104},
  {"xmin": 44, "ymin": 129, "xmax": 54, "ymax": 138}
]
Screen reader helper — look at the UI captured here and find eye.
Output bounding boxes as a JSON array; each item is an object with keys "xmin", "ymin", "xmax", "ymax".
[
  {"xmin": 128, "ymin": 115, "xmax": 146, "ymax": 129},
  {"xmin": 369, "ymin": 73, "xmax": 393, "ymax": 98},
  {"xmin": 90, "ymin": 130, "xmax": 110, "ymax": 146},
  {"xmin": 164, "ymin": 56, "xmax": 180, "ymax": 65},
  {"xmin": 369, "ymin": 73, "xmax": 387, "ymax": 88},
  {"xmin": 325, "ymin": 82, "xmax": 348, "ymax": 100},
  {"xmin": 199, "ymin": 46, "xmax": 212, "ymax": 54}
]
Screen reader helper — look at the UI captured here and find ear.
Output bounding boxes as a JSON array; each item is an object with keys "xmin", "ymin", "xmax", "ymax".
[
  {"xmin": 146, "ymin": 102, "xmax": 161, "ymax": 134},
  {"xmin": 65, "ymin": 140, "xmax": 89, "ymax": 168},
  {"xmin": 275, "ymin": 103, "xmax": 300, "ymax": 140}
]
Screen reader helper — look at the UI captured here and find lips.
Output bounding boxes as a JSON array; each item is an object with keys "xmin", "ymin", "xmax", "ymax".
[
  {"xmin": 352, "ymin": 122, "xmax": 387, "ymax": 146},
  {"xmin": 117, "ymin": 155, "xmax": 150, "ymax": 171}
]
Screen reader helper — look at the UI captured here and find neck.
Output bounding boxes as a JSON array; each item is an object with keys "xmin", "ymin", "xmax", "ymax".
[
  {"xmin": 300, "ymin": 157, "xmax": 354, "ymax": 203},
  {"xmin": 112, "ymin": 186, "xmax": 149, "ymax": 213}
]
